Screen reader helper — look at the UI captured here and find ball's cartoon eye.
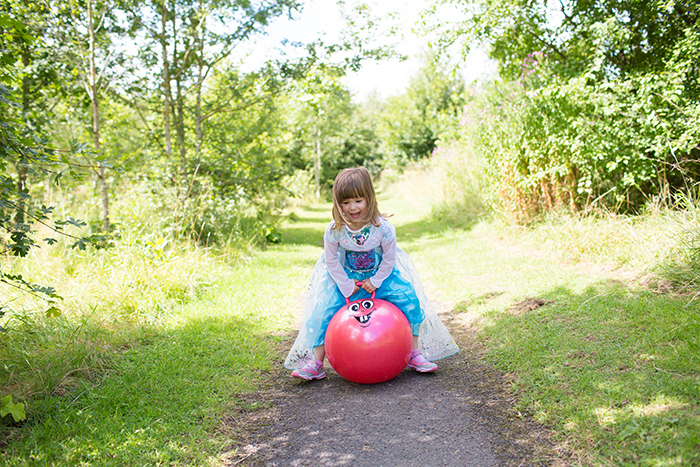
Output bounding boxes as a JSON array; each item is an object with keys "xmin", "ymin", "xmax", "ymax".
[
  {"xmin": 349, "ymin": 303, "xmax": 360, "ymax": 313},
  {"xmin": 361, "ymin": 300, "xmax": 373, "ymax": 309}
]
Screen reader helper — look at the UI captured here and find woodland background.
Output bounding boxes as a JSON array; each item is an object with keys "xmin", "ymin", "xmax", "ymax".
[
  {"xmin": 3, "ymin": 0, "xmax": 699, "ymax": 260},
  {"xmin": 1, "ymin": 0, "xmax": 699, "ymax": 462}
]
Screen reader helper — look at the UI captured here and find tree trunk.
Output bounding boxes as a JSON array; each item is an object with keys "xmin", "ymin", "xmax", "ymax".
[
  {"xmin": 15, "ymin": 43, "xmax": 31, "ymax": 225},
  {"xmin": 14, "ymin": 164, "xmax": 28, "ymax": 225},
  {"xmin": 195, "ymin": 68, "xmax": 203, "ymax": 160},
  {"xmin": 170, "ymin": 7, "xmax": 187, "ymax": 182},
  {"xmin": 88, "ymin": 0, "xmax": 110, "ymax": 232},
  {"xmin": 315, "ymin": 127, "xmax": 322, "ymax": 198},
  {"xmin": 195, "ymin": 14, "xmax": 205, "ymax": 162},
  {"xmin": 176, "ymin": 77, "xmax": 187, "ymax": 181},
  {"xmin": 160, "ymin": 0, "xmax": 173, "ymax": 169}
]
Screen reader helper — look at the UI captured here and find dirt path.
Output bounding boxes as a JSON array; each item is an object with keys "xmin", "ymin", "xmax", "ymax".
[
  {"xmin": 225, "ymin": 310, "xmax": 559, "ymax": 467},
  {"xmin": 219, "ymin": 197, "xmax": 564, "ymax": 466}
]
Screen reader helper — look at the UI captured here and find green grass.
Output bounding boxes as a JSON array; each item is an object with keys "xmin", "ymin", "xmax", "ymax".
[
  {"xmin": 2, "ymin": 165, "xmax": 699, "ymax": 466},
  {"xmin": 1, "ymin": 202, "xmax": 326, "ymax": 465},
  {"xmin": 1, "ymin": 271, "xmax": 296, "ymax": 465},
  {"xmin": 485, "ymin": 287, "xmax": 699, "ymax": 466},
  {"xmin": 390, "ymin": 166, "xmax": 700, "ymax": 466}
]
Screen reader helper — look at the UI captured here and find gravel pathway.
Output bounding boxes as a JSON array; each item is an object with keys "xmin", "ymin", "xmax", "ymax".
[{"xmin": 224, "ymin": 313, "xmax": 560, "ymax": 467}]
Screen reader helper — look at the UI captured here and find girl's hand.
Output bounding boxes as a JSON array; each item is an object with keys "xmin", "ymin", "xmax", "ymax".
[{"xmin": 361, "ymin": 280, "xmax": 376, "ymax": 293}]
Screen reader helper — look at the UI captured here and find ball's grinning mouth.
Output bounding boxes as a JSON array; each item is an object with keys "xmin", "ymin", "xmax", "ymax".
[{"xmin": 354, "ymin": 313, "xmax": 372, "ymax": 326}]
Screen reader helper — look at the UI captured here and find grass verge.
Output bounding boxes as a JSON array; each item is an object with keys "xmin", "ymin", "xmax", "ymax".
[
  {"xmin": 391, "ymin": 165, "xmax": 700, "ymax": 466},
  {"xmin": 1, "ymin": 205, "xmax": 325, "ymax": 465}
]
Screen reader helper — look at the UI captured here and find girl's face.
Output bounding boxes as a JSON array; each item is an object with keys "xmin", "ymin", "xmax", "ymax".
[{"xmin": 340, "ymin": 197, "xmax": 367, "ymax": 226}]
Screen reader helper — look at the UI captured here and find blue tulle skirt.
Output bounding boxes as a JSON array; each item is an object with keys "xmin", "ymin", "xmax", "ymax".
[{"xmin": 284, "ymin": 247, "xmax": 459, "ymax": 370}]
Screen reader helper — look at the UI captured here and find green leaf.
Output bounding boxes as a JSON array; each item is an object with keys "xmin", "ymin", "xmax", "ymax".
[
  {"xmin": 1, "ymin": 395, "xmax": 27, "ymax": 422},
  {"xmin": 618, "ymin": 422, "xmax": 645, "ymax": 440},
  {"xmin": 45, "ymin": 306, "xmax": 61, "ymax": 318}
]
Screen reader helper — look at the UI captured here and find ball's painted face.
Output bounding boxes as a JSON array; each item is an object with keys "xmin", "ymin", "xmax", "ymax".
[{"xmin": 348, "ymin": 299, "xmax": 375, "ymax": 327}]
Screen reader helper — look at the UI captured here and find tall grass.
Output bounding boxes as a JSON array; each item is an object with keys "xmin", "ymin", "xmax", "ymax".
[
  {"xmin": 0, "ymin": 181, "xmax": 249, "ymax": 406},
  {"xmin": 654, "ymin": 192, "xmax": 700, "ymax": 303},
  {"xmin": 427, "ymin": 142, "xmax": 490, "ymax": 229},
  {"xmin": 428, "ymin": 141, "xmax": 700, "ymax": 303}
]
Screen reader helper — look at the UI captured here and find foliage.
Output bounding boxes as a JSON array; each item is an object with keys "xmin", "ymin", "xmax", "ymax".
[
  {"xmin": 276, "ymin": 7, "xmax": 457, "ymax": 191},
  {"xmin": 437, "ymin": 0, "xmax": 700, "ymax": 83},
  {"xmin": 377, "ymin": 55, "xmax": 466, "ymax": 162},
  {"xmin": 331, "ymin": 116, "xmax": 385, "ymax": 179},
  {"xmin": 1, "ymin": 395, "xmax": 26, "ymax": 422},
  {"xmin": 458, "ymin": 58, "xmax": 699, "ymax": 220},
  {"xmin": 195, "ymin": 65, "xmax": 291, "ymax": 221},
  {"xmin": 282, "ymin": 62, "xmax": 353, "ymax": 196},
  {"xmin": 431, "ymin": 0, "xmax": 700, "ymax": 219},
  {"xmin": 0, "ymin": 29, "xmax": 105, "ymax": 306},
  {"xmin": 284, "ymin": 58, "xmax": 397, "ymax": 195},
  {"xmin": 0, "ymin": 12, "xmax": 114, "ymax": 426}
]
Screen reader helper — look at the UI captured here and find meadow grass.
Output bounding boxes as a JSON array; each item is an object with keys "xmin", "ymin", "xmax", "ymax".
[
  {"xmin": 1, "ymin": 248, "xmax": 314, "ymax": 465},
  {"xmin": 2, "ymin": 165, "xmax": 698, "ymax": 466},
  {"xmin": 0, "ymin": 187, "xmax": 326, "ymax": 465},
  {"xmin": 397, "ymin": 161, "xmax": 700, "ymax": 466}
]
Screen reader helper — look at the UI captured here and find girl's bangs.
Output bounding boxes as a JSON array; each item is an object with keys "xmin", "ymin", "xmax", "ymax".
[{"xmin": 334, "ymin": 176, "xmax": 368, "ymax": 202}]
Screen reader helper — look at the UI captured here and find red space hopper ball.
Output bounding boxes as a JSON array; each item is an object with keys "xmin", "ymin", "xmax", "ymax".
[{"xmin": 325, "ymin": 285, "xmax": 413, "ymax": 384}]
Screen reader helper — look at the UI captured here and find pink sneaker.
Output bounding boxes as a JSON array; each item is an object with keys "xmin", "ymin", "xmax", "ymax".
[
  {"xmin": 407, "ymin": 349, "xmax": 437, "ymax": 373},
  {"xmin": 291, "ymin": 359, "xmax": 326, "ymax": 380}
]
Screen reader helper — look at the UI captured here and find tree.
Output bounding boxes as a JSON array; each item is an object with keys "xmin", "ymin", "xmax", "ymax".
[
  {"xmin": 198, "ymin": 65, "xmax": 289, "ymax": 203},
  {"xmin": 51, "ymin": 0, "xmax": 126, "ymax": 233},
  {"xmin": 0, "ymin": 0, "xmax": 61, "ymax": 225},
  {"xmin": 1, "ymin": 14, "xmax": 103, "ymax": 308},
  {"xmin": 288, "ymin": 63, "xmax": 354, "ymax": 197},
  {"xmin": 436, "ymin": 0, "xmax": 700, "ymax": 82},
  {"xmin": 433, "ymin": 0, "xmax": 700, "ymax": 216},
  {"xmin": 122, "ymin": 0, "xmax": 300, "ymax": 187},
  {"xmin": 378, "ymin": 55, "xmax": 466, "ymax": 161}
]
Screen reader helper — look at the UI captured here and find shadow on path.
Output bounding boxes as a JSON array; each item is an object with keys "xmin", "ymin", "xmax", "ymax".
[
  {"xmin": 223, "ymin": 206, "xmax": 558, "ymax": 467},
  {"xmin": 225, "ymin": 315, "xmax": 556, "ymax": 467}
]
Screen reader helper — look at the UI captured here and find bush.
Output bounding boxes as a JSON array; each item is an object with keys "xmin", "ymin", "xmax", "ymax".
[{"xmin": 458, "ymin": 55, "xmax": 699, "ymax": 221}]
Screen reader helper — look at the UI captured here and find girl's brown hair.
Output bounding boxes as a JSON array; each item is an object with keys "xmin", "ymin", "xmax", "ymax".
[{"xmin": 331, "ymin": 167, "xmax": 383, "ymax": 230}]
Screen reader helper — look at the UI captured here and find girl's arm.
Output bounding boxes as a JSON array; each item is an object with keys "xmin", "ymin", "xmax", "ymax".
[
  {"xmin": 324, "ymin": 224, "xmax": 356, "ymax": 297},
  {"xmin": 366, "ymin": 221, "xmax": 397, "ymax": 290}
]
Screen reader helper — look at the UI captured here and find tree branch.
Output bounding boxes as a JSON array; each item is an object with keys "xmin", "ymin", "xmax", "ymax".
[
  {"xmin": 0, "ymin": 196, "xmax": 83, "ymax": 241},
  {"xmin": 201, "ymin": 95, "xmax": 268, "ymax": 122}
]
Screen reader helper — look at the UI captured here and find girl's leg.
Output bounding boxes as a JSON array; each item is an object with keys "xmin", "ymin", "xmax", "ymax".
[
  {"xmin": 292, "ymin": 287, "xmax": 345, "ymax": 380},
  {"xmin": 314, "ymin": 345, "xmax": 326, "ymax": 362},
  {"xmin": 312, "ymin": 289, "xmax": 347, "ymax": 350},
  {"xmin": 374, "ymin": 269, "xmax": 424, "ymax": 338}
]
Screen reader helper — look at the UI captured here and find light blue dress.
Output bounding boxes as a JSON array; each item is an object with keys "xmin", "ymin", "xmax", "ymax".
[{"xmin": 284, "ymin": 217, "xmax": 459, "ymax": 370}]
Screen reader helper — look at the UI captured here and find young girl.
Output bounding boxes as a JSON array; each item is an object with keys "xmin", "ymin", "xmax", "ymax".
[{"xmin": 285, "ymin": 167, "xmax": 458, "ymax": 380}]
